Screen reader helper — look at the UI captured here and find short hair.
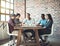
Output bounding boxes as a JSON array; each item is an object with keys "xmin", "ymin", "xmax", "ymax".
[
  {"xmin": 41, "ymin": 14, "xmax": 45, "ymax": 16},
  {"xmin": 27, "ymin": 13, "xmax": 30, "ymax": 16},
  {"xmin": 41, "ymin": 14, "xmax": 45, "ymax": 19},
  {"xmin": 16, "ymin": 13, "xmax": 20, "ymax": 17},
  {"xmin": 10, "ymin": 14, "xmax": 15, "ymax": 17}
]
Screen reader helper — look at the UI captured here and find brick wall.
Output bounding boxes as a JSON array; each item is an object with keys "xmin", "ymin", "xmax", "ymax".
[
  {"xmin": 14, "ymin": 0, "xmax": 60, "ymax": 38},
  {"xmin": 14, "ymin": 0, "xmax": 25, "ymax": 21}
]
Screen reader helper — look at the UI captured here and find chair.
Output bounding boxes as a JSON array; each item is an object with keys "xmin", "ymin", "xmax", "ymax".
[
  {"xmin": 6, "ymin": 23, "xmax": 18, "ymax": 46},
  {"xmin": 41, "ymin": 24, "xmax": 54, "ymax": 46}
]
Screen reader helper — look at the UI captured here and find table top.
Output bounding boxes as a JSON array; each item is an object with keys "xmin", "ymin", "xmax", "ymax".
[{"xmin": 14, "ymin": 25, "xmax": 44, "ymax": 30}]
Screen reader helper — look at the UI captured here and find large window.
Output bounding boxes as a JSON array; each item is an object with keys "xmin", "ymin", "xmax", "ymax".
[{"xmin": 0, "ymin": 0, "xmax": 14, "ymax": 21}]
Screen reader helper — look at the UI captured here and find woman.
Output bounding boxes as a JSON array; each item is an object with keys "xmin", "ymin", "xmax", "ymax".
[
  {"xmin": 44, "ymin": 14, "xmax": 53, "ymax": 34},
  {"xmin": 38, "ymin": 14, "xmax": 53, "ymax": 42}
]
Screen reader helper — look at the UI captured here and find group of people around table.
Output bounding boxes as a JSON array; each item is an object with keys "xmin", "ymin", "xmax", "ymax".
[{"xmin": 8, "ymin": 13, "xmax": 53, "ymax": 42}]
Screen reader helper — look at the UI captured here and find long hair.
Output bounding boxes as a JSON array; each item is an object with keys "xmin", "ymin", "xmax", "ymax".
[
  {"xmin": 16, "ymin": 13, "xmax": 20, "ymax": 17},
  {"xmin": 47, "ymin": 14, "xmax": 53, "ymax": 24}
]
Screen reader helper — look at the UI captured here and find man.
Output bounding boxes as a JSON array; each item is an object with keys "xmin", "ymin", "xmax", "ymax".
[
  {"xmin": 23, "ymin": 13, "xmax": 35, "ymax": 39},
  {"xmin": 37, "ymin": 14, "xmax": 47, "ymax": 42},
  {"xmin": 8, "ymin": 14, "xmax": 15, "ymax": 33},
  {"xmin": 8, "ymin": 14, "xmax": 16, "ymax": 45},
  {"xmin": 37, "ymin": 14, "xmax": 47, "ymax": 27}
]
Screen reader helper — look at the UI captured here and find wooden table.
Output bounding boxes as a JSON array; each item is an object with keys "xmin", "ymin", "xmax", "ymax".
[{"xmin": 14, "ymin": 26, "xmax": 44, "ymax": 46}]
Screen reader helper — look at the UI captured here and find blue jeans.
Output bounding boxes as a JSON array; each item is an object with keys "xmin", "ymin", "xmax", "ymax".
[{"xmin": 38, "ymin": 29, "xmax": 51, "ymax": 41}]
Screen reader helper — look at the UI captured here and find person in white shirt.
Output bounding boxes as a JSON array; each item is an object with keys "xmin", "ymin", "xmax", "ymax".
[
  {"xmin": 23, "ymin": 14, "xmax": 35, "ymax": 26},
  {"xmin": 23, "ymin": 13, "xmax": 35, "ymax": 39}
]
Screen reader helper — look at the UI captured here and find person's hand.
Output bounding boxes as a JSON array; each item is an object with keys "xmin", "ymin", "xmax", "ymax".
[
  {"xmin": 19, "ymin": 23, "xmax": 22, "ymax": 26},
  {"xmin": 43, "ymin": 26, "xmax": 46, "ymax": 28},
  {"xmin": 36, "ymin": 24, "xmax": 40, "ymax": 26},
  {"xmin": 22, "ymin": 23, "xmax": 26, "ymax": 26}
]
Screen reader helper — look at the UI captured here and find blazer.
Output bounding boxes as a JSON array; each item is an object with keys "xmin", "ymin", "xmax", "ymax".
[{"xmin": 44, "ymin": 20, "xmax": 53, "ymax": 34}]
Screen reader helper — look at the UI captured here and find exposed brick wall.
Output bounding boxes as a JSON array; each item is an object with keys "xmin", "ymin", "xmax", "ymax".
[
  {"xmin": 14, "ymin": 0, "xmax": 25, "ymax": 21},
  {"xmin": 14, "ymin": 0, "xmax": 60, "ymax": 37}
]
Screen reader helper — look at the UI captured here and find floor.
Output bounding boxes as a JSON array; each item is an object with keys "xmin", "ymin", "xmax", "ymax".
[{"xmin": 0, "ymin": 34, "xmax": 60, "ymax": 46}]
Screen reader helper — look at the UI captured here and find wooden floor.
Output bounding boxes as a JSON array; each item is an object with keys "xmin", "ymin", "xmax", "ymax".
[
  {"xmin": 0, "ymin": 38, "xmax": 9, "ymax": 45},
  {"xmin": 0, "ymin": 35, "xmax": 60, "ymax": 46}
]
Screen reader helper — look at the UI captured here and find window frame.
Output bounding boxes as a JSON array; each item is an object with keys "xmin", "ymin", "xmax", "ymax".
[{"xmin": 0, "ymin": 0, "xmax": 14, "ymax": 21}]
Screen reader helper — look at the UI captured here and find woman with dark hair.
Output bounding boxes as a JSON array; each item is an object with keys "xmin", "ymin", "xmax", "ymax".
[
  {"xmin": 46, "ymin": 14, "xmax": 53, "ymax": 24},
  {"xmin": 44, "ymin": 14, "xmax": 53, "ymax": 34}
]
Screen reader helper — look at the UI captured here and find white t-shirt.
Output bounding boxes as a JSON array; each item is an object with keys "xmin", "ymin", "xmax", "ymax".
[{"xmin": 23, "ymin": 18, "xmax": 35, "ymax": 26}]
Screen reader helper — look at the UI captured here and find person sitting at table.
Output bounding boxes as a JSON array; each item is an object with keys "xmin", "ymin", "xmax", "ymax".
[
  {"xmin": 23, "ymin": 13, "xmax": 35, "ymax": 39},
  {"xmin": 37, "ymin": 14, "xmax": 53, "ymax": 42},
  {"xmin": 14, "ymin": 13, "xmax": 22, "ymax": 25},
  {"xmin": 37, "ymin": 14, "xmax": 47, "ymax": 41},
  {"xmin": 8, "ymin": 14, "xmax": 15, "ymax": 33},
  {"xmin": 44, "ymin": 14, "xmax": 53, "ymax": 34},
  {"xmin": 8, "ymin": 14, "xmax": 16, "ymax": 40},
  {"xmin": 37, "ymin": 14, "xmax": 47, "ymax": 27}
]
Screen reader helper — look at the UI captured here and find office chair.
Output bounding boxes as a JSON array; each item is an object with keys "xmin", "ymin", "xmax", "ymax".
[
  {"xmin": 6, "ymin": 23, "xmax": 18, "ymax": 46},
  {"xmin": 41, "ymin": 24, "xmax": 54, "ymax": 46}
]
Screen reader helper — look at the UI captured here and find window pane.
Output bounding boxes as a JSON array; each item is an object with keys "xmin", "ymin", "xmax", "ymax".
[
  {"xmin": 6, "ymin": 2, "xmax": 10, "ymax": 8},
  {"xmin": 11, "ymin": 0, "xmax": 13, "ymax": 3},
  {"xmin": 1, "ymin": 15, "xmax": 5, "ymax": 21},
  {"xmin": 0, "ymin": 15, "xmax": 1, "ymax": 21},
  {"xmin": 6, "ymin": 15, "xmax": 10, "ymax": 21},
  {"xmin": 1, "ymin": 8, "xmax": 5, "ymax": 13},
  {"xmin": 11, "ymin": 4, "xmax": 13, "ymax": 9},
  {"xmin": 1, "ymin": 1, "xmax": 5, "ymax": 7},
  {"xmin": 6, "ymin": 0, "xmax": 10, "ymax": 2},
  {"xmin": 10, "ymin": 10, "xmax": 13, "ymax": 14},
  {"xmin": 6, "ymin": 9, "xmax": 9, "ymax": 14}
]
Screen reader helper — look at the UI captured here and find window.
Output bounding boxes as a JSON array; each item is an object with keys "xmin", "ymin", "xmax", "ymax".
[
  {"xmin": 11, "ymin": 4, "xmax": 13, "ymax": 9},
  {"xmin": 6, "ymin": 0, "xmax": 10, "ymax": 2},
  {"xmin": 1, "ymin": 8, "xmax": 5, "ymax": 13},
  {"xmin": 0, "ymin": 0, "xmax": 14, "ymax": 21},
  {"xmin": 10, "ymin": 10, "xmax": 13, "ymax": 14},
  {"xmin": 6, "ymin": 9, "xmax": 9, "ymax": 14},
  {"xmin": 1, "ymin": 15, "xmax": 5, "ymax": 21},
  {"xmin": 1, "ymin": 0, "xmax": 5, "ymax": 7},
  {"xmin": 6, "ymin": 15, "xmax": 10, "ymax": 21},
  {"xmin": 6, "ymin": 2, "xmax": 10, "ymax": 8},
  {"xmin": 11, "ymin": 0, "xmax": 13, "ymax": 3}
]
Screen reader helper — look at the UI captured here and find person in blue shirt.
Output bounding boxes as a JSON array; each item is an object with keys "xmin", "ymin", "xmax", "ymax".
[
  {"xmin": 37, "ymin": 14, "xmax": 47, "ymax": 41},
  {"xmin": 37, "ymin": 14, "xmax": 47, "ymax": 27}
]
